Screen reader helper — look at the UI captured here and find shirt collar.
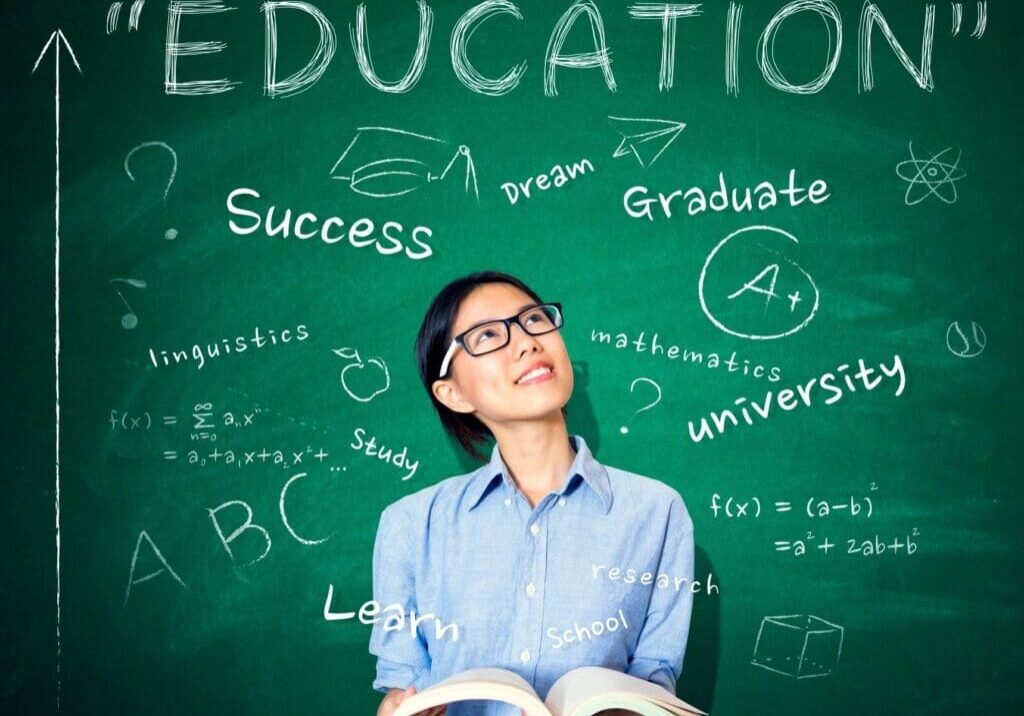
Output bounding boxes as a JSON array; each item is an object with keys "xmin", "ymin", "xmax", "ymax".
[{"xmin": 464, "ymin": 434, "xmax": 612, "ymax": 514}]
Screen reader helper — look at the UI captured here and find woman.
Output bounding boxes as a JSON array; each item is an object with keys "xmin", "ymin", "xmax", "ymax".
[{"xmin": 372, "ymin": 271, "xmax": 695, "ymax": 716}]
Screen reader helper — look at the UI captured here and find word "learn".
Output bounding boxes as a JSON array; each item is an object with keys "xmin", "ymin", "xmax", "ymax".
[{"xmin": 323, "ymin": 584, "xmax": 459, "ymax": 641}]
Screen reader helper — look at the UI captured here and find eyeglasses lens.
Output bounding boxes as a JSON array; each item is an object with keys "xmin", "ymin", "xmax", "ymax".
[{"xmin": 464, "ymin": 305, "xmax": 562, "ymax": 355}]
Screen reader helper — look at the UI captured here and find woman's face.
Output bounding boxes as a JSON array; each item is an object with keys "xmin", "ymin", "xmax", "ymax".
[{"xmin": 432, "ymin": 283, "xmax": 574, "ymax": 427}]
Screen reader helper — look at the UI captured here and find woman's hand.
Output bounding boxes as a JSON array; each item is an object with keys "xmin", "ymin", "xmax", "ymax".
[{"xmin": 377, "ymin": 686, "xmax": 447, "ymax": 716}]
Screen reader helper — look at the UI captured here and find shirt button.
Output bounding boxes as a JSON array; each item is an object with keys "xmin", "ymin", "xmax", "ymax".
[
  {"xmin": 558, "ymin": 497, "xmax": 567, "ymax": 507},
  {"xmin": 525, "ymin": 582, "xmax": 536, "ymax": 596},
  {"xmin": 520, "ymin": 649, "xmax": 531, "ymax": 663},
  {"xmin": 530, "ymin": 524, "xmax": 540, "ymax": 536},
  {"xmin": 504, "ymin": 498, "xmax": 512, "ymax": 506}
]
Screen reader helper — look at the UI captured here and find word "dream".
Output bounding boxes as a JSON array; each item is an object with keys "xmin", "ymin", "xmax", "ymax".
[{"xmin": 501, "ymin": 159, "xmax": 595, "ymax": 205}]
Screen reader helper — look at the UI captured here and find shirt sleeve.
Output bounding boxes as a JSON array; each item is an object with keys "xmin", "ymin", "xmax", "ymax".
[
  {"xmin": 625, "ymin": 494, "xmax": 695, "ymax": 694},
  {"xmin": 369, "ymin": 504, "xmax": 433, "ymax": 693}
]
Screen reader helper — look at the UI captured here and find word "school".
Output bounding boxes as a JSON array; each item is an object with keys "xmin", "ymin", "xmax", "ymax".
[{"xmin": 547, "ymin": 609, "xmax": 629, "ymax": 650}]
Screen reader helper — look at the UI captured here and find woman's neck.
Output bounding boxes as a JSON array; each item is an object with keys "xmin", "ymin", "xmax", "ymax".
[{"xmin": 491, "ymin": 420, "xmax": 577, "ymax": 508}]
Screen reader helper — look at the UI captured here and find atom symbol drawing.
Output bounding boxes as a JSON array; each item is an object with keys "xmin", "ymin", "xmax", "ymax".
[{"xmin": 896, "ymin": 143, "xmax": 966, "ymax": 205}]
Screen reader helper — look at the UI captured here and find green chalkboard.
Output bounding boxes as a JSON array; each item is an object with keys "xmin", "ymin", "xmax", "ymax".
[{"xmin": 6, "ymin": 1, "xmax": 1024, "ymax": 715}]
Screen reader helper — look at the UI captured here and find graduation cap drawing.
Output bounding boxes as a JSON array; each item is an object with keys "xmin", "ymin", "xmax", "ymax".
[
  {"xmin": 330, "ymin": 126, "xmax": 479, "ymax": 200},
  {"xmin": 609, "ymin": 116, "xmax": 686, "ymax": 168}
]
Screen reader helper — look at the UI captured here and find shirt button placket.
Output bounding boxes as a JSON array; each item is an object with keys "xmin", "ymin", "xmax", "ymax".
[
  {"xmin": 513, "ymin": 503, "xmax": 536, "ymax": 676},
  {"xmin": 523, "ymin": 511, "xmax": 549, "ymax": 680}
]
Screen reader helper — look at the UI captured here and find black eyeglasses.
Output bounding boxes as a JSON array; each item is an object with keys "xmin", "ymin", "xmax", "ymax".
[{"xmin": 438, "ymin": 302, "xmax": 564, "ymax": 378}]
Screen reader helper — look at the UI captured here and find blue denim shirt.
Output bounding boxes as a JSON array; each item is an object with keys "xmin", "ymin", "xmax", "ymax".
[{"xmin": 369, "ymin": 434, "xmax": 695, "ymax": 715}]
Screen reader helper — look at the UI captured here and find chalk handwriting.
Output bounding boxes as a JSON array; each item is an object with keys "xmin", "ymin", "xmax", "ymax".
[
  {"xmin": 774, "ymin": 529, "xmax": 920, "ymax": 558},
  {"xmin": 590, "ymin": 327, "xmax": 782, "ymax": 383},
  {"xmin": 547, "ymin": 609, "xmax": 630, "ymax": 650},
  {"xmin": 351, "ymin": 428, "xmax": 420, "ymax": 481},
  {"xmin": 624, "ymin": 169, "xmax": 830, "ymax": 221},
  {"xmin": 592, "ymin": 564, "xmax": 719, "ymax": 595},
  {"xmin": 155, "ymin": 1, "xmax": 975, "ymax": 96},
  {"xmin": 710, "ymin": 493, "xmax": 875, "ymax": 520},
  {"xmin": 125, "ymin": 471, "xmax": 336, "ymax": 603},
  {"xmin": 147, "ymin": 322, "xmax": 309, "ymax": 371},
  {"xmin": 323, "ymin": 585, "xmax": 459, "ymax": 642},
  {"xmin": 500, "ymin": 158, "xmax": 594, "ymax": 205},
  {"xmin": 226, "ymin": 188, "xmax": 434, "ymax": 260},
  {"xmin": 688, "ymin": 355, "xmax": 907, "ymax": 443}
]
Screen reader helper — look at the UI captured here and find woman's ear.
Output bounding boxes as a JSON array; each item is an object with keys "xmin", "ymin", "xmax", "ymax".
[{"xmin": 432, "ymin": 379, "xmax": 475, "ymax": 414}]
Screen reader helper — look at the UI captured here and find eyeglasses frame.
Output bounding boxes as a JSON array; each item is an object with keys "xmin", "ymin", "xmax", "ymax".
[{"xmin": 437, "ymin": 302, "xmax": 564, "ymax": 379}]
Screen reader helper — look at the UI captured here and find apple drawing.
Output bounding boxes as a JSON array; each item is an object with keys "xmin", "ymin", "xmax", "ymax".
[{"xmin": 333, "ymin": 347, "xmax": 390, "ymax": 402}]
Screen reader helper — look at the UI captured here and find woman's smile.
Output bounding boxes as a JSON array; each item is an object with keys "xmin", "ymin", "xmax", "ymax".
[{"xmin": 515, "ymin": 364, "xmax": 555, "ymax": 386}]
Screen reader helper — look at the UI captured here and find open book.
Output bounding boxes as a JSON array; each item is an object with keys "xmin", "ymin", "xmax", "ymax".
[{"xmin": 392, "ymin": 666, "xmax": 707, "ymax": 716}]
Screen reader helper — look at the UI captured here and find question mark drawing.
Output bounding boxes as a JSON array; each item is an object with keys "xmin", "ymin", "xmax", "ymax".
[
  {"xmin": 124, "ymin": 140, "xmax": 178, "ymax": 240},
  {"xmin": 109, "ymin": 277, "xmax": 147, "ymax": 329},
  {"xmin": 620, "ymin": 377, "xmax": 662, "ymax": 434}
]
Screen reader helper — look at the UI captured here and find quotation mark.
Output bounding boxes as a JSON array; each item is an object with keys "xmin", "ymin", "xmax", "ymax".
[
  {"xmin": 106, "ymin": 0, "xmax": 146, "ymax": 34},
  {"xmin": 950, "ymin": 2, "xmax": 987, "ymax": 38}
]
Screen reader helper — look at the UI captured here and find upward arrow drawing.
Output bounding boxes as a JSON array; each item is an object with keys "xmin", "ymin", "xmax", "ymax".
[
  {"xmin": 32, "ymin": 28, "xmax": 81, "ymax": 713},
  {"xmin": 609, "ymin": 116, "xmax": 686, "ymax": 168}
]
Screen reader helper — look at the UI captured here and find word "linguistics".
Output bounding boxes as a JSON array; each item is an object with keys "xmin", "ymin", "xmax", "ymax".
[
  {"xmin": 147, "ymin": 323, "xmax": 309, "ymax": 371},
  {"xmin": 688, "ymin": 354, "xmax": 907, "ymax": 442}
]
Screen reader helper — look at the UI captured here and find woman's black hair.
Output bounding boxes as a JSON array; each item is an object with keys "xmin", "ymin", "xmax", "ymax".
[{"xmin": 415, "ymin": 270, "xmax": 568, "ymax": 462}]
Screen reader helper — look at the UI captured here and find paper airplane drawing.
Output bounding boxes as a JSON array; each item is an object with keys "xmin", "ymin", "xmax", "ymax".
[
  {"xmin": 609, "ymin": 116, "xmax": 686, "ymax": 168},
  {"xmin": 330, "ymin": 126, "xmax": 479, "ymax": 200}
]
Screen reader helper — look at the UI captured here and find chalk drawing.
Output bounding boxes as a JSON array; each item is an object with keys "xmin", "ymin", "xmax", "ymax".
[
  {"xmin": 330, "ymin": 126, "xmax": 478, "ymax": 200},
  {"xmin": 896, "ymin": 143, "xmax": 965, "ymax": 205},
  {"xmin": 609, "ymin": 116, "xmax": 686, "ymax": 168},
  {"xmin": 752, "ymin": 614, "xmax": 844, "ymax": 678}
]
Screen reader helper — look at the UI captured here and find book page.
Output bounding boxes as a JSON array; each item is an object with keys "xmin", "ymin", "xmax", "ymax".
[
  {"xmin": 565, "ymin": 695, "xmax": 679, "ymax": 716},
  {"xmin": 393, "ymin": 668, "xmax": 550, "ymax": 716},
  {"xmin": 544, "ymin": 667, "xmax": 707, "ymax": 716}
]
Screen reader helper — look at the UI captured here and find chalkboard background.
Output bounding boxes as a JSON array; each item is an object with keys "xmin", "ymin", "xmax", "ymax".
[{"xmin": 6, "ymin": 1, "xmax": 1024, "ymax": 714}]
